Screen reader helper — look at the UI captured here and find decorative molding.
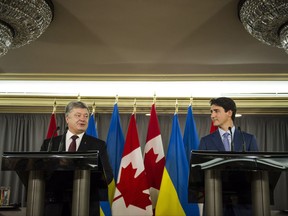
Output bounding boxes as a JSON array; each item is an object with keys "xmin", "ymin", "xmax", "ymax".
[
  {"xmin": 1, "ymin": 73, "xmax": 288, "ymax": 81},
  {"xmin": 0, "ymin": 95, "xmax": 287, "ymax": 115}
]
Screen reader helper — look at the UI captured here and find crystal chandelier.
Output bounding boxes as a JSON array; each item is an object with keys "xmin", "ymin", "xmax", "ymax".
[
  {"xmin": 238, "ymin": 0, "xmax": 288, "ymax": 54},
  {"xmin": 0, "ymin": 0, "xmax": 54, "ymax": 57}
]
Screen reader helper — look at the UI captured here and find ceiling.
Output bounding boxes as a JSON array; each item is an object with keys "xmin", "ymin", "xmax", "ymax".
[
  {"xmin": 0, "ymin": 0, "xmax": 287, "ymax": 80},
  {"xmin": 0, "ymin": 0, "xmax": 287, "ymax": 114}
]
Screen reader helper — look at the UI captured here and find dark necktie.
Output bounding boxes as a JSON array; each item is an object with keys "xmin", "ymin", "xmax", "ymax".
[
  {"xmin": 223, "ymin": 132, "xmax": 230, "ymax": 151},
  {"xmin": 68, "ymin": 135, "xmax": 78, "ymax": 152}
]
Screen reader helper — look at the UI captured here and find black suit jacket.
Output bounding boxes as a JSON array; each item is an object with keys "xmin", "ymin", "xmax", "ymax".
[{"xmin": 41, "ymin": 133, "xmax": 113, "ymax": 216}]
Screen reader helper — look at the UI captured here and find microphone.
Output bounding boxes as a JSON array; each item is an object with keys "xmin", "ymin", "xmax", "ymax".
[
  {"xmin": 228, "ymin": 127, "xmax": 234, "ymax": 152},
  {"xmin": 238, "ymin": 127, "xmax": 246, "ymax": 152},
  {"xmin": 47, "ymin": 126, "xmax": 60, "ymax": 152},
  {"xmin": 58, "ymin": 127, "xmax": 68, "ymax": 152}
]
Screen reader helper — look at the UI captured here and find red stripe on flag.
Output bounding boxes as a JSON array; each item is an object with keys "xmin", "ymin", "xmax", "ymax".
[
  {"xmin": 46, "ymin": 113, "xmax": 57, "ymax": 139},
  {"xmin": 209, "ymin": 121, "xmax": 218, "ymax": 134}
]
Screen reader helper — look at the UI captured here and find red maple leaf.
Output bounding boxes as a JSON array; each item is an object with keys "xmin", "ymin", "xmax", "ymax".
[
  {"xmin": 144, "ymin": 148, "xmax": 165, "ymax": 189},
  {"xmin": 114, "ymin": 163, "xmax": 152, "ymax": 209}
]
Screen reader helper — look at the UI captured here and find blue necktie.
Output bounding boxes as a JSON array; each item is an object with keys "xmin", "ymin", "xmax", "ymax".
[{"xmin": 223, "ymin": 132, "xmax": 230, "ymax": 151}]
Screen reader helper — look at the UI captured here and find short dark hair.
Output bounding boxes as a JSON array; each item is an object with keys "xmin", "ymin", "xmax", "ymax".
[
  {"xmin": 210, "ymin": 97, "xmax": 237, "ymax": 121},
  {"xmin": 65, "ymin": 101, "xmax": 89, "ymax": 117}
]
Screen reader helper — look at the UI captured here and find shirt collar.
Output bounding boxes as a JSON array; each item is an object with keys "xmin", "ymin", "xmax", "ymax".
[
  {"xmin": 66, "ymin": 130, "xmax": 85, "ymax": 140},
  {"xmin": 218, "ymin": 126, "xmax": 235, "ymax": 137}
]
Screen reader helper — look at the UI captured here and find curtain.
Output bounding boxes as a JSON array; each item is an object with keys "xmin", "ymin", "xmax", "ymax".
[{"xmin": 0, "ymin": 113, "xmax": 288, "ymax": 209}]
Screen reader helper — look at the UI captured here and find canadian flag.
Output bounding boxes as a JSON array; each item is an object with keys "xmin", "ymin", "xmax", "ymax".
[
  {"xmin": 112, "ymin": 113, "xmax": 153, "ymax": 216},
  {"xmin": 143, "ymin": 103, "xmax": 165, "ymax": 213},
  {"xmin": 46, "ymin": 113, "xmax": 57, "ymax": 139},
  {"xmin": 209, "ymin": 121, "xmax": 218, "ymax": 134}
]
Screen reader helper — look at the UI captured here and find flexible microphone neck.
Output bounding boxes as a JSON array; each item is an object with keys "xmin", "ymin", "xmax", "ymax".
[
  {"xmin": 58, "ymin": 127, "xmax": 68, "ymax": 152},
  {"xmin": 228, "ymin": 126, "xmax": 234, "ymax": 152},
  {"xmin": 238, "ymin": 126, "xmax": 246, "ymax": 152},
  {"xmin": 47, "ymin": 126, "xmax": 60, "ymax": 152}
]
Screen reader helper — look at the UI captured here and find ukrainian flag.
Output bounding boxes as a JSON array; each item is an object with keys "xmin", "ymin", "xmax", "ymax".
[
  {"xmin": 86, "ymin": 112, "xmax": 112, "ymax": 216},
  {"xmin": 155, "ymin": 113, "xmax": 191, "ymax": 216},
  {"xmin": 87, "ymin": 112, "xmax": 98, "ymax": 138},
  {"xmin": 105, "ymin": 103, "xmax": 125, "ymax": 215},
  {"xmin": 183, "ymin": 105, "xmax": 200, "ymax": 216},
  {"xmin": 106, "ymin": 103, "xmax": 125, "ymax": 182}
]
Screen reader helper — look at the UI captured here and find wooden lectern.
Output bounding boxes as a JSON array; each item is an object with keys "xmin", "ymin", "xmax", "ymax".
[
  {"xmin": 189, "ymin": 151, "xmax": 288, "ymax": 216},
  {"xmin": 1, "ymin": 151, "xmax": 107, "ymax": 216}
]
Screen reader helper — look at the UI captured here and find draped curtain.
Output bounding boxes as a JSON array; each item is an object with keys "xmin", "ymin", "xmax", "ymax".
[{"xmin": 0, "ymin": 113, "xmax": 288, "ymax": 209}]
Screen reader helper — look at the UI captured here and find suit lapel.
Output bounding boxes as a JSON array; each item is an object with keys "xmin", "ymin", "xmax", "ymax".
[
  {"xmin": 212, "ymin": 131, "xmax": 226, "ymax": 151},
  {"xmin": 78, "ymin": 133, "xmax": 89, "ymax": 151},
  {"xmin": 233, "ymin": 129, "xmax": 242, "ymax": 152}
]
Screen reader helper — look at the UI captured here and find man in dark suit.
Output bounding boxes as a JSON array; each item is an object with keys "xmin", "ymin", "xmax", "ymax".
[
  {"xmin": 199, "ymin": 97, "xmax": 258, "ymax": 151},
  {"xmin": 41, "ymin": 101, "xmax": 113, "ymax": 216},
  {"xmin": 199, "ymin": 97, "xmax": 258, "ymax": 216}
]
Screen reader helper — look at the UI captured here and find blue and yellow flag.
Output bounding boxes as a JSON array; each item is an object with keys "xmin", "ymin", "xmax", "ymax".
[
  {"xmin": 87, "ymin": 113, "xmax": 98, "ymax": 138},
  {"xmin": 155, "ymin": 113, "xmax": 192, "ymax": 215},
  {"xmin": 183, "ymin": 104, "xmax": 199, "ymax": 164},
  {"xmin": 105, "ymin": 103, "xmax": 125, "ymax": 215},
  {"xmin": 106, "ymin": 103, "xmax": 125, "ymax": 182},
  {"xmin": 86, "ymin": 112, "xmax": 111, "ymax": 216},
  {"xmin": 183, "ymin": 105, "xmax": 200, "ymax": 216}
]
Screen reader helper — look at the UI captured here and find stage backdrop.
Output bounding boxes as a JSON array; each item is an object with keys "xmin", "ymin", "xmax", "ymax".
[{"xmin": 0, "ymin": 112, "xmax": 288, "ymax": 210}]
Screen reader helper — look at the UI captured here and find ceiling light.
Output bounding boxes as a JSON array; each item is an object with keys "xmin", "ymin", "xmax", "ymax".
[
  {"xmin": 238, "ymin": 0, "xmax": 288, "ymax": 54},
  {"xmin": 0, "ymin": 81, "xmax": 288, "ymax": 97},
  {"xmin": 0, "ymin": 0, "xmax": 54, "ymax": 57}
]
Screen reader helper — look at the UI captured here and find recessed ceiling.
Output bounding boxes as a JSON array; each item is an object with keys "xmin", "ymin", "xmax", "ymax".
[
  {"xmin": 0, "ymin": 0, "xmax": 287, "ymax": 81},
  {"xmin": 0, "ymin": 0, "xmax": 287, "ymax": 114}
]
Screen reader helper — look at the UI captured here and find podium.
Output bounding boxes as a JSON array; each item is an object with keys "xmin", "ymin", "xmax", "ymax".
[
  {"xmin": 189, "ymin": 151, "xmax": 288, "ymax": 216},
  {"xmin": 1, "ymin": 151, "xmax": 107, "ymax": 216}
]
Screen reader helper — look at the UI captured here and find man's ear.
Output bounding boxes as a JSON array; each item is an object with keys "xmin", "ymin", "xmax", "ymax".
[
  {"xmin": 65, "ymin": 116, "xmax": 69, "ymax": 124},
  {"xmin": 227, "ymin": 110, "xmax": 233, "ymax": 117}
]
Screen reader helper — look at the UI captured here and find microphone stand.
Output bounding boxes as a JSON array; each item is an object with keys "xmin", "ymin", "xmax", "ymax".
[
  {"xmin": 228, "ymin": 127, "xmax": 234, "ymax": 152},
  {"xmin": 238, "ymin": 126, "xmax": 247, "ymax": 152},
  {"xmin": 47, "ymin": 126, "xmax": 60, "ymax": 152},
  {"xmin": 58, "ymin": 127, "xmax": 68, "ymax": 152}
]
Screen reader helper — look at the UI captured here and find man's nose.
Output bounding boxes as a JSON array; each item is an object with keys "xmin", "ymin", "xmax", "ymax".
[{"xmin": 79, "ymin": 116, "xmax": 87, "ymax": 121}]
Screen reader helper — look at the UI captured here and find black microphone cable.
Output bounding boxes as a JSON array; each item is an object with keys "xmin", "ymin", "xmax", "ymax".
[
  {"xmin": 238, "ymin": 126, "xmax": 247, "ymax": 152},
  {"xmin": 47, "ymin": 126, "xmax": 60, "ymax": 152},
  {"xmin": 228, "ymin": 127, "xmax": 234, "ymax": 152},
  {"xmin": 58, "ymin": 127, "xmax": 68, "ymax": 152}
]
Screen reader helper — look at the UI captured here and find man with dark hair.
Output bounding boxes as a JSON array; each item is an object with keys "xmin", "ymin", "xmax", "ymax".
[
  {"xmin": 210, "ymin": 97, "xmax": 237, "ymax": 121},
  {"xmin": 199, "ymin": 97, "xmax": 258, "ymax": 216},
  {"xmin": 199, "ymin": 97, "xmax": 258, "ymax": 151},
  {"xmin": 41, "ymin": 101, "xmax": 113, "ymax": 216}
]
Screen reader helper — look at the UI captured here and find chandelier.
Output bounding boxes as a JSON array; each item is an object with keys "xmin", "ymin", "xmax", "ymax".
[
  {"xmin": 238, "ymin": 0, "xmax": 288, "ymax": 54},
  {"xmin": 0, "ymin": 0, "xmax": 54, "ymax": 57}
]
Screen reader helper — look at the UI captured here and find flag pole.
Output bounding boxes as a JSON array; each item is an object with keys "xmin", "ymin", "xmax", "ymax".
[
  {"xmin": 190, "ymin": 97, "xmax": 193, "ymax": 107},
  {"xmin": 175, "ymin": 99, "xmax": 178, "ymax": 114},
  {"xmin": 92, "ymin": 101, "xmax": 96, "ymax": 114},
  {"xmin": 52, "ymin": 100, "xmax": 57, "ymax": 113},
  {"xmin": 133, "ymin": 98, "xmax": 136, "ymax": 115},
  {"xmin": 46, "ymin": 100, "xmax": 58, "ymax": 139}
]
